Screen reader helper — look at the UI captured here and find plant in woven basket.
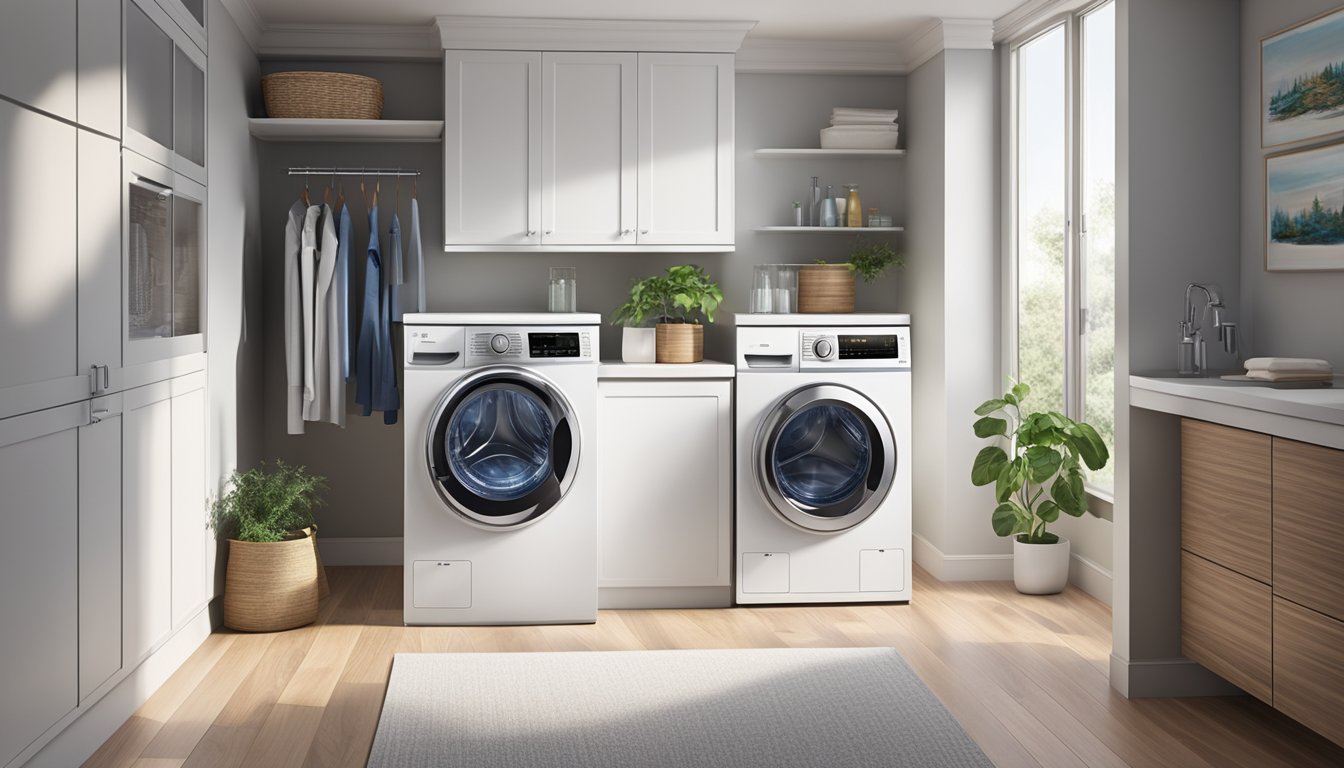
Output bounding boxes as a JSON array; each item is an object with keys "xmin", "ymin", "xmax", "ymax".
[
  {"xmin": 813, "ymin": 238, "xmax": 905, "ymax": 282},
  {"xmin": 213, "ymin": 460, "xmax": 326, "ymax": 542}
]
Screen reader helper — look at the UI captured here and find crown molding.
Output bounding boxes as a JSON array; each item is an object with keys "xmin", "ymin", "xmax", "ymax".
[
  {"xmin": 435, "ymin": 16, "xmax": 755, "ymax": 53},
  {"xmin": 258, "ymin": 23, "xmax": 441, "ymax": 61},
  {"xmin": 905, "ymin": 18, "xmax": 995, "ymax": 71},
  {"xmin": 218, "ymin": 0, "xmax": 262, "ymax": 52},
  {"xmin": 736, "ymin": 38, "xmax": 906, "ymax": 75},
  {"xmin": 994, "ymin": 0, "xmax": 1091, "ymax": 42}
]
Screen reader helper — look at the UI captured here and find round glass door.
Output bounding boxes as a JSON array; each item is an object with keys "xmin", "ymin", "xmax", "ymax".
[
  {"xmin": 756, "ymin": 384, "xmax": 895, "ymax": 533},
  {"xmin": 426, "ymin": 368, "xmax": 579, "ymax": 529}
]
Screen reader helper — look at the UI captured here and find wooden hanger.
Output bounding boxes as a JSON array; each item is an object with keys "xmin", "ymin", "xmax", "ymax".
[
  {"xmin": 301, "ymin": 178, "xmax": 310, "ymax": 207},
  {"xmin": 373, "ymin": 177, "xmax": 380, "ymax": 209},
  {"xmin": 323, "ymin": 170, "xmax": 333, "ymax": 206}
]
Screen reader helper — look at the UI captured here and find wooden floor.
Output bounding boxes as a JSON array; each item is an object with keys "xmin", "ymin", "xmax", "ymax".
[{"xmin": 82, "ymin": 566, "xmax": 1344, "ymax": 768}]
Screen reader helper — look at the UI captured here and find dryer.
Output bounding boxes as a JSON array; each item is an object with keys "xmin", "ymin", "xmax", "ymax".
[
  {"xmin": 734, "ymin": 314, "xmax": 912, "ymax": 604},
  {"xmin": 403, "ymin": 313, "xmax": 600, "ymax": 625}
]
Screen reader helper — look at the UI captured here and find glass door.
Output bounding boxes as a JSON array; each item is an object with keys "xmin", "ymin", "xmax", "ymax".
[
  {"xmin": 124, "ymin": 0, "xmax": 206, "ymax": 183},
  {"xmin": 124, "ymin": 152, "xmax": 205, "ymax": 367}
]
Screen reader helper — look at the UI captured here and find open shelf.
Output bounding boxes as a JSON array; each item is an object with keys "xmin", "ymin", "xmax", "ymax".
[
  {"xmin": 754, "ymin": 148, "xmax": 905, "ymax": 159},
  {"xmin": 248, "ymin": 118, "xmax": 444, "ymax": 143},
  {"xmin": 754, "ymin": 226, "xmax": 904, "ymax": 234}
]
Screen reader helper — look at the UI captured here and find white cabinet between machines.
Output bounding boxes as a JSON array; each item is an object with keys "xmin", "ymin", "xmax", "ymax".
[
  {"xmin": 597, "ymin": 370, "xmax": 733, "ymax": 608},
  {"xmin": 444, "ymin": 49, "xmax": 733, "ymax": 251}
]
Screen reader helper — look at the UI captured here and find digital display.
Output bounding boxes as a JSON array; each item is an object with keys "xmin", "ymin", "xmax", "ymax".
[
  {"xmin": 529, "ymin": 332, "xmax": 582, "ymax": 358},
  {"xmin": 838, "ymin": 334, "xmax": 899, "ymax": 359}
]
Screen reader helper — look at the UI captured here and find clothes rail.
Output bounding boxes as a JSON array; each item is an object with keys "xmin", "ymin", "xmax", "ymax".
[{"xmin": 287, "ymin": 167, "xmax": 421, "ymax": 177}]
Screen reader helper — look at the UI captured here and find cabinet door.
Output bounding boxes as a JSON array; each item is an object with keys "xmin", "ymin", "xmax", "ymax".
[
  {"xmin": 80, "ymin": 130, "xmax": 124, "ymax": 395},
  {"xmin": 172, "ymin": 41, "xmax": 207, "ymax": 183},
  {"xmin": 171, "ymin": 373, "xmax": 208, "ymax": 627},
  {"xmin": 80, "ymin": 393, "xmax": 124, "ymax": 701},
  {"xmin": 1273, "ymin": 437, "xmax": 1344, "ymax": 622},
  {"xmin": 1180, "ymin": 419, "xmax": 1271, "ymax": 583},
  {"xmin": 1273, "ymin": 596, "xmax": 1344, "ymax": 747},
  {"xmin": 0, "ymin": 0, "xmax": 77, "ymax": 121},
  {"xmin": 79, "ymin": 0, "xmax": 122, "ymax": 136},
  {"xmin": 444, "ymin": 50, "xmax": 540, "ymax": 247},
  {"xmin": 542, "ymin": 52, "xmax": 636, "ymax": 246},
  {"xmin": 123, "ymin": 380, "xmax": 173, "ymax": 666},
  {"xmin": 637, "ymin": 53, "xmax": 734, "ymax": 247},
  {"xmin": 0, "ymin": 101, "xmax": 86, "ymax": 421},
  {"xmin": 124, "ymin": 0, "xmax": 175, "ymax": 169},
  {"xmin": 0, "ymin": 403, "xmax": 82, "ymax": 768},
  {"xmin": 598, "ymin": 380, "xmax": 732, "ymax": 588},
  {"xmin": 1181, "ymin": 550, "xmax": 1272, "ymax": 704}
]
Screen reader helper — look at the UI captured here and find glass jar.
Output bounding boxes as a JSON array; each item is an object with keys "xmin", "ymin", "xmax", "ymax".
[{"xmin": 867, "ymin": 208, "xmax": 881, "ymax": 228}]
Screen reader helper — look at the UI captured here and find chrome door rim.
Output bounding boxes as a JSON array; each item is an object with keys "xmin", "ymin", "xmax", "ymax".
[
  {"xmin": 425, "ymin": 366, "xmax": 581, "ymax": 530},
  {"xmin": 754, "ymin": 383, "xmax": 896, "ymax": 533}
]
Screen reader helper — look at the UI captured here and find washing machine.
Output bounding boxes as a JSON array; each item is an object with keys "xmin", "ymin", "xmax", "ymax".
[
  {"xmin": 403, "ymin": 312, "xmax": 600, "ymax": 625},
  {"xmin": 734, "ymin": 313, "xmax": 912, "ymax": 605}
]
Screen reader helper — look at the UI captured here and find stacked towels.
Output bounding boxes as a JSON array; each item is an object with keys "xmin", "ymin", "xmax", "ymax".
[
  {"xmin": 1242, "ymin": 357, "xmax": 1334, "ymax": 382},
  {"xmin": 821, "ymin": 107, "xmax": 900, "ymax": 149}
]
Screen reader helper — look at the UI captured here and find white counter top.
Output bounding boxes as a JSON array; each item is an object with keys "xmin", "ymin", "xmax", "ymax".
[
  {"xmin": 1130, "ymin": 374, "xmax": 1344, "ymax": 449},
  {"xmin": 599, "ymin": 360, "xmax": 735, "ymax": 379}
]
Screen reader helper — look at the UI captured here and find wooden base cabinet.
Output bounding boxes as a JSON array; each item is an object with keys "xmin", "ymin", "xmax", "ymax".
[
  {"xmin": 1180, "ymin": 551, "xmax": 1272, "ymax": 704},
  {"xmin": 1273, "ymin": 597, "xmax": 1344, "ymax": 747}
]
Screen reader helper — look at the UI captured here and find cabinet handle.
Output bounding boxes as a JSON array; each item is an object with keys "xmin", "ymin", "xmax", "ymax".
[
  {"xmin": 90, "ymin": 409, "xmax": 111, "ymax": 424},
  {"xmin": 640, "ymin": 230, "xmax": 649, "ymax": 235},
  {"xmin": 101, "ymin": 365, "xmax": 109, "ymax": 391},
  {"xmin": 621, "ymin": 229, "xmax": 631, "ymax": 235},
  {"xmin": 526, "ymin": 230, "xmax": 536, "ymax": 237},
  {"xmin": 89, "ymin": 365, "xmax": 100, "ymax": 395},
  {"xmin": 544, "ymin": 230, "xmax": 553, "ymax": 235}
]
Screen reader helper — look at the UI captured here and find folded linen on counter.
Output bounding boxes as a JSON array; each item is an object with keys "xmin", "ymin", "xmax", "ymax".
[
  {"xmin": 1244, "ymin": 369, "xmax": 1335, "ymax": 382},
  {"xmin": 832, "ymin": 107, "xmax": 899, "ymax": 121},
  {"xmin": 1243, "ymin": 356, "xmax": 1333, "ymax": 373}
]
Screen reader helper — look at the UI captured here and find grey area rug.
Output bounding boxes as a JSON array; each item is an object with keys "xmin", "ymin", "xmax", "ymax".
[{"xmin": 366, "ymin": 647, "xmax": 992, "ymax": 768}]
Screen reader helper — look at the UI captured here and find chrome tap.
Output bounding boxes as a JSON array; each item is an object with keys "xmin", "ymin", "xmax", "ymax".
[{"xmin": 1178, "ymin": 283, "xmax": 1238, "ymax": 376}]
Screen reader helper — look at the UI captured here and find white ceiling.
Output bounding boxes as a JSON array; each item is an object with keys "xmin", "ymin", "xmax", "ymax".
[{"xmin": 246, "ymin": 0, "xmax": 1032, "ymax": 42}]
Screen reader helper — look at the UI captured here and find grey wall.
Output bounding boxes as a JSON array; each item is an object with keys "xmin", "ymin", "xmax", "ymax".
[
  {"xmin": 1240, "ymin": 0, "xmax": 1344, "ymax": 365},
  {"xmin": 259, "ymin": 65, "xmax": 907, "ymax": 539},
  {"xmin": 1113, "ymin": 0, "xmax": 1241, "ymax": 696},
  {"xmin": 205, "ymin": 0, "xmax": 263, "ymax": 583}
]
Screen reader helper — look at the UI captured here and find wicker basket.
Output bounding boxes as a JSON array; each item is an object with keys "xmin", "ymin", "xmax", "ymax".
[
  {"xmin": 262, "ymin": 71, "xmax": 384, "ymax": 120},
  {"xmin": 223, "ymin": 529, "xmax": 320, "ymax": 632},
  {"xmin": 656, "ymin": 323, "xmax": 704, "ymax": 364},
  {"xmin": 798, "ymin": 264, "xmax": 856, "ymax": 313}
]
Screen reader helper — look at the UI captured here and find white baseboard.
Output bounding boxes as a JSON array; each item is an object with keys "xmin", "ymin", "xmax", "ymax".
[
  {"xmin": 912, "ymin": 533, "xmax": 1013, "ymax": 581},
  {"xmin": 22, "ymin": 608, "xmax": 214, "ymax": 768},
  {"xmin": 598, "ymin": 586, "xmax": 732, "ymax": 609},
  {"xmin": 1069, "ymin": 552, "xmax": 1113, "ymax": 605},
  {"xmin": 1109, "ymin": 654, "xmax": 1244, "ymax": 698},
  {"xmin": 317, "ymin": 536, "xmax": 403, "ymax": 566}
]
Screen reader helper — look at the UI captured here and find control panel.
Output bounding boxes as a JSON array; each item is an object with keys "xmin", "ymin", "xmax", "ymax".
[
  {"xmin": 466, "ymin": 326, "xmax": 596, "ymax": 366},
  {"xmin": 800, "ymin": 327, "xmax": 910, "ymax": 370}
]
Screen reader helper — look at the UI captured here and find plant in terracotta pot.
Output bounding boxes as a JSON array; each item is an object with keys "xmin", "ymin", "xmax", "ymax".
[
  {"xmin": 622, "ymin": 265, "xmax": 723, "ymax": 364},
  {"xmin": 213, "ymin": 460, "xmax": 329, "ymax": 631},
  {"xmin": 611, "ymin": 275, "xmax": 664, "ymax": 363},
  {"xmin": 799, "ymin": 238, "xmax": 904, "ymax": 313},
  {"xmin": 970, "ymin": 382, "xmax": 1109, "ymax": 594}
]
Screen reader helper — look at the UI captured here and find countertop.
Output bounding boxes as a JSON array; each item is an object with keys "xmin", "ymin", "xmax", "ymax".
[
  {"xmin": 1130, "ymin": 374, "xmax": 1344, "ymax": 448},
  {"xmin": 598, "ymin": 360, "xmax": 736, "ymax": 379}
]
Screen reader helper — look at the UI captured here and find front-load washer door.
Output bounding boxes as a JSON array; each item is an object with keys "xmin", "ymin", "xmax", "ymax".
[
  {"xmin": 426, "ymin": 366, "xmax": 580, "ymax": 530},
  {"xmin": 755, "ymin": 384, "xmax": 896, "ymax": 533}
]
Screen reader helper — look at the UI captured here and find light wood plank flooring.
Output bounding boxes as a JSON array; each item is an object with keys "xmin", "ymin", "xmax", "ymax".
[{"xmin": 83, "ymin": 566, "xmax": 1344, "ymax": 767}]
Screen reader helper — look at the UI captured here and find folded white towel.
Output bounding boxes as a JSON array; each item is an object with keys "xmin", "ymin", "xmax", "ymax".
[
  {"xmin": 830, "ymin": 115, "xmax": 900, "ymax": 126},
  {"xmin": 821, "ymin": 124, "xmax": 900, "ymax": 133},
  {"xmin": 1243, "ymin": 357, "xmax": 1333, "ymax": 373},
  {"xmin": 1244, "ymin": 369, "xmax": 1334, "ymax": 382},
  {"xmin": 832, "ymin": 107, "xmax": 899, "ymax": 120}
]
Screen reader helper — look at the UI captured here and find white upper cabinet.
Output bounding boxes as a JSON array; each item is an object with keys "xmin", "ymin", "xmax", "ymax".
[
  {"xmin": 638, "ymin": 53, "xmax": 734, "ymax": 246},
  {"xmin": 125, "ymin": 0, "xmax": 207, "ymax": 183},
  {"xmin": 79, "ymin": 0, "xmax": 123, "ymax": 137},
  {"xmin": 444, "ymin": 50, "xmax": 541, "ymax": 248},
  {"xmin": 443, "ymin": 44, "xmax": 734, "ymax": 251},
  {"xmin": 542, "ymin": 52, "xmax": 637, "ymax": 247},
  {"xmin": 80, "ymin": 131, "xmax": 125, "ymax": 398},
  {"xmin": 0, "ymin": 0, "xmax": 77, "ymax": 122}
]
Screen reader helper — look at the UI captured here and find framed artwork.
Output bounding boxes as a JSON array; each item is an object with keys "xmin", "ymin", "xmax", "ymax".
[
  {"xmin": 1266, "ymin": 140, "xmax": 1344, "ymax": 271},
  {"xmin": 1261, "ymin": 5, "xmax": 1344, "ymax": 148}
]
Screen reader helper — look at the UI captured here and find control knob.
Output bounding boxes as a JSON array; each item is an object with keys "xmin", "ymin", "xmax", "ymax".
[
  {"xmin": 813, "ymin": 338, "xmax": 834, "ymax": 360},
  {"xmin": 489, "ymin": 333, "xmax": 510, "ymax": 354}
]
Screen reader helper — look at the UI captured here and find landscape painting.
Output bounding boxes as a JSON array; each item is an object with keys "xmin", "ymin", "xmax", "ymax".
[
  {"xmin": 1266, "ymin": 141, "xmax": 1344, "ymax": 270},
  {"xmin": 1262, "ymin": 6, "xmax": 1344, "ymax": 147}
]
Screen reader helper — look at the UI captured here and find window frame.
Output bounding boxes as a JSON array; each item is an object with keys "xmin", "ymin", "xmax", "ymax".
[{"xmin": 1004, "ymin": 0, "xmax": 1115, "ymax": 500}]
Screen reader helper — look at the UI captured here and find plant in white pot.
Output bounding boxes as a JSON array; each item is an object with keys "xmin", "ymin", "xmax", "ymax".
[
  {"xmin": 970, "ymin": 382, "xmax": 1109, "ymax": 594},
  {"xmin": 614, "ymin": 265, "xmax": 724, "ymax": 364},
  {"xmin": 611, "ymin": 275, "xmax": 662, "ymax": 363}
]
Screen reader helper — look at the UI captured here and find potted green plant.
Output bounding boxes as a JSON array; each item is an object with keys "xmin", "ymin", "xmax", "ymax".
[
  {"xmin": 614, "ymin": 265, "xmax": 723, "ymax": 364},
  {"xmin": 213, "ymin": 460, "xmax": 328, "ymax": 631},
  {"xmin": 970, "ymin": 382, "xmax": 1109, "ymax": 594},
  {"xmin": 799, "ymin": 239, "xmax": 904, "ymax": 313},
  {"xmin": 611, "ymin": 275, "xmax": 664, "ymax": 363}
]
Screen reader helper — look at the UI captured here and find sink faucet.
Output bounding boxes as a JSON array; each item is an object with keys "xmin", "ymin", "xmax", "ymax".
[{"xmin": 1178, "ymin": 283, "xmax": 1238, "ymax": 376}]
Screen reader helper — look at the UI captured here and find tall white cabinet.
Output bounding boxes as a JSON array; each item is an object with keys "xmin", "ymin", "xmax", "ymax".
[
  {"xmin": 0, "ymin": 1, "xmax": 211, "ymax": 765},
  {"xmin": 440, "ymin": 21, "xmax": 738, "ymax": 252}
]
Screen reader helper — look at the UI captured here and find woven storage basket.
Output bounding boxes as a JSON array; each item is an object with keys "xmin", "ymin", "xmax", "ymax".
[
  {"xmin": 262, "ymin": 71, "xmax": 384, "ymax": 119},
  {"xmin": 223, "ymin": 530, "xmax": 320, "ymax": 632},
  {"xmin": 655, "ymin": 323, "xmax": 704, "ymax": 364},
  {"xmin": 798, "ymin": 264, "xmax": 856, "ymax": 313}
]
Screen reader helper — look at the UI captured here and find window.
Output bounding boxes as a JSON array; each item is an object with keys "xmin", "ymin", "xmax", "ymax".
[{"xmin": 1010, "ymin": 1, "xmax": 1116, "ymax": 494}]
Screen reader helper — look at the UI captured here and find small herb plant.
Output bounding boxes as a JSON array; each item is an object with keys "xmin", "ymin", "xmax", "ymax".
[
  {"xmin": 611, "ymin": 265, "xmax": 724, "ymax": 326},
  {"xmin": 213, "ymin": 460, "xmax": 327, "ymax": 543},
  {"xmin": 813, "ymin": 238, "xmax": 904, "ymax": 282},
  {"xmin": 970, "ymin": 382, "xmax": 1109, "ymax": 544}
]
